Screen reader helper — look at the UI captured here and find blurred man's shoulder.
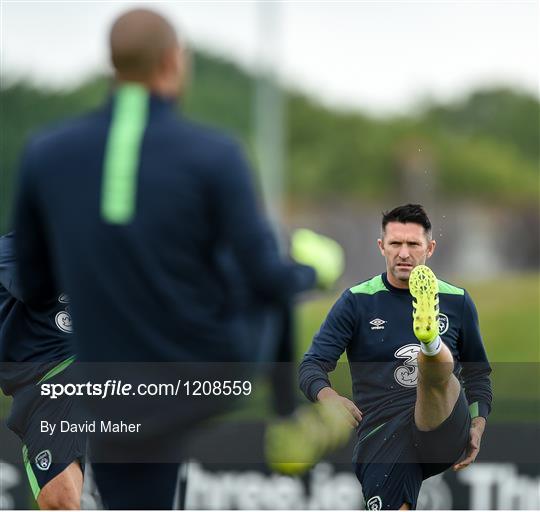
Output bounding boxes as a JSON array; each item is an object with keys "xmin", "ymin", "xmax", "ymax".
[
  {"xmin": 25, "ymin": 110, "xmax": 104, "ymax": 156},
  {"xmin": 178, "ymin": 117, "xmax": 240, "ymax": 152}
]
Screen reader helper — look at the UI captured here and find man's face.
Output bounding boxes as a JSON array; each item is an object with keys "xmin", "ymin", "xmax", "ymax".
[{"xmin": 377, "ymin": 222, "xmax": 436, "ymax": 286}]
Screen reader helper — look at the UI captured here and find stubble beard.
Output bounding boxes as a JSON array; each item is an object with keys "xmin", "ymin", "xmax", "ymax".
[{"xmin": 391, "ymin": 260, "xmax": 418, "ymax": 286}]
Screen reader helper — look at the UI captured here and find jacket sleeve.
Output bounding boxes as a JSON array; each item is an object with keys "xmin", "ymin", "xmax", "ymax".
[
  {"xmin": 208, "ymin": 140, "xmax": 316, "ymax": 301},
  {"xmin": 0, "ymin": 233, "xmax": 24, "ymax": 301},
  {"xmin": 12, "ymin": 140, "xmax": 58, "ymax": 305},
  {"xmin": 458, "ymin": 290, "xmax": 493, "ymax": 419},
  {"xmin": 299, "ymin": 290, "xmax": 356, "ymax": 402}
]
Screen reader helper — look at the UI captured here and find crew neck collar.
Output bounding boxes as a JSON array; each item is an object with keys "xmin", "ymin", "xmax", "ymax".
[
  {"xmin": 107, "ymin": 83, "xmax": 178, "ymax": 111},
  {"xmin": 382, "ymin": 272, "xmax": 411, "ymax": 295}
]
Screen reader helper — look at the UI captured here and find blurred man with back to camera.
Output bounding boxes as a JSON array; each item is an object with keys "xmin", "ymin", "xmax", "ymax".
[{"xmin": 12, "ymin": 8, "xmax": 340, "ymax": 509}]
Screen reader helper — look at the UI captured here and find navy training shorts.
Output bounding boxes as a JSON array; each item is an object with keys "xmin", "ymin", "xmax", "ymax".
[
  {"xmin": 354, "ymin": 389, "xmax": 471, "ymax": 510},
  {"xmin": 6, "ymin": 360, "xmax": 86, "ymax": 499}
]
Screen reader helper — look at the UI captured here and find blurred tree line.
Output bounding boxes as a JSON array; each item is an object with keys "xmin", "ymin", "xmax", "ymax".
[{"xmin": 1, "ymin": 50, "xmax": 538, "ymax": 232}]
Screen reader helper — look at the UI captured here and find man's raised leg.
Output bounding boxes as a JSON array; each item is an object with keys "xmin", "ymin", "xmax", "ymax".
[
  {"xmin": 414, "ymin": 343, "xmax": 461, "ymax": 431},
  {"xmin": 409, "ymin": 265, "xmax": 461, "ymax": 432}
]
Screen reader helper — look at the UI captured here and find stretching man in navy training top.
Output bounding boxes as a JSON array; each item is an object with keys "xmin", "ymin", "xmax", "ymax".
[
  {"xmin": 12, "ymin": 8, "xmax": 335, "ymax": 509},
  {"xmin": 299, "ymin": 204, "xmax": 492, "ymax": 510},
  {"xmin": 0, "ymin": 232, "xmax": 84, "ymax": 509}
]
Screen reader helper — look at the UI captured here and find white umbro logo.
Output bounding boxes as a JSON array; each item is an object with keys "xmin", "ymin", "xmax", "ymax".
[{"xmin": 370, "ymin": 318, "xmax": 386, "ymax": 330}]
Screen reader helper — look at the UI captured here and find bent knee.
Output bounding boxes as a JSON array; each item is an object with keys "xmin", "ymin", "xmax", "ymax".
[
  {"xmin": 38, "ymin": 473, "xmax": 82, "ymax": 510},
  {"xmin": 37, "ymin": 491, "xmax": 81, "ymax": 510},
  {"xmin": 37, "ymin": 461, "xmax": 83, "ymax": 510}
]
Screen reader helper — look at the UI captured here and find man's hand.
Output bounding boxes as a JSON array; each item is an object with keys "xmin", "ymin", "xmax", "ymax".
[
  {"xmin": 291, "ymin": 229, "xmax": 345, "ymax": 290},
  {"xmin": 453, "ymin": 416, "xmax": 486, "ymax": 471},
  {"xmin": 317, "ymin": 387, "xmax": 362, "ymax": 427}
]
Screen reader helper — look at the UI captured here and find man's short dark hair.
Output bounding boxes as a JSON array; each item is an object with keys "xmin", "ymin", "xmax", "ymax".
[{"xmin": 382, "ymin": 204, "xmax": 432, "ymax": 237}]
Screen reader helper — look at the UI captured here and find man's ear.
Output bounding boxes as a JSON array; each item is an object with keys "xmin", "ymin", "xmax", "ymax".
[
  {"xmin": 426, "ymin": 239, "xmax": 436, "ymax": 259},
  {"xmin": 177, "ymin": 46, "xmax": 190, "ymax": 93},
  {"xmin": 161, "ymin": 46, "xmax": 178, "ymax": 75},
  {"xmin": 377, "ymin": 238, "xmax": 385, "ymax": 257}
]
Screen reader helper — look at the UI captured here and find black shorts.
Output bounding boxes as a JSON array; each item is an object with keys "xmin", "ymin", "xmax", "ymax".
[
  {"xmin": 6, "ymin": 360, "xmax": 86, "ymax": 499},
  {"xmin": 354, "ymin": 389, "xmax": 471, "ymax": 510}
]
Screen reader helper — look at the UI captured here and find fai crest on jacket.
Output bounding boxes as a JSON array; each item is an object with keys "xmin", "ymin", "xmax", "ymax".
[
  {"xmin": 55, "ymin": 293, "xmax": 73, "ymax": 333},
  {"xmin": 55, "ymin": 311, "xmax": 72, "ymax": 333},
  {"xmin": 438, "ymin": 313, "xmax": 449, "ymax": 335}
]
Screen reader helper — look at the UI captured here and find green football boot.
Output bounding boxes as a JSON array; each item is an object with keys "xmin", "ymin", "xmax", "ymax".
[
  {"xmin": 409, "ymin": 265, "xmax": 439, "ymax": 344},
  {"xmin": 265, "ymin": 401, "xmax": 352, "ymax": 475},
  {"xmin": 291, "ymin": 229, "xmax": 345, "ymax": 290}
]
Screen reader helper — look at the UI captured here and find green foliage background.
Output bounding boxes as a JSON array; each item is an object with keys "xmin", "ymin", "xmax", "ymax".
[{"xmin": 1, "ymin": 51, "xmax": 539, "ymax": 231}]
